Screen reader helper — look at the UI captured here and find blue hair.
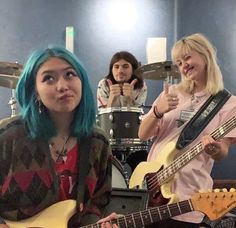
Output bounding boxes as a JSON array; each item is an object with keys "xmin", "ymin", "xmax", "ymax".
[{"xmin": 16, "ymin": 46, "xmax": 96, "ymax": 139}]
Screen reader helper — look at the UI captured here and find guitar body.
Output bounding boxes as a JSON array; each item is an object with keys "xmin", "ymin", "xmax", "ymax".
[
  {"xmin": 6, "ymin": 200, "xmax": 76, "ymax": 228},
  {"xmin": 129, "ymin": 140, "xmax": 179, "ymax": 205},
  {"xmin": 5, "ymin": 190, "xmax": 236, "ymax": 228}
]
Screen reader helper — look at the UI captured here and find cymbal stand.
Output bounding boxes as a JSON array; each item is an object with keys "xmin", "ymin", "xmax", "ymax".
[
  {"xmin": 165, "ymin": 73, "xmax": 179, "ymax": 91},
  {"xmin": 8, "ymin": 89, "xmax": 17, "ymax": 117}
]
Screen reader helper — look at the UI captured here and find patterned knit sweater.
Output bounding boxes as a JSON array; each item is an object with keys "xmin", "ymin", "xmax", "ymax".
[{"xmin": 0, "ymin": 117, "xmax": 112, "ymax": 225}]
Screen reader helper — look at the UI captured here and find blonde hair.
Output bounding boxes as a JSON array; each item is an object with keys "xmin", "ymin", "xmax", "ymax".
[{"xmin": 171, "ymin": 33, "xmax": 224, "ymax": 94}]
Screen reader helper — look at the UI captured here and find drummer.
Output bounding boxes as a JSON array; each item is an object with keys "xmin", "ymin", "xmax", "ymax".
[
  {"xmin": 97, "ymin": 51, "xmax": 147, "ymax": 108},
  {"xmin": 97, "ymin": 51, "xmax": 148, "ymax": 172}
]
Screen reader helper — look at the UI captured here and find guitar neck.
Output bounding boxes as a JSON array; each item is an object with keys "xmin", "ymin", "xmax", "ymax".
[
  {"xmin": 159, "ymin": 115, "xmax": 236, "ymax": 184},
  {"xmin": 80, "ymin": 199, "xmax": 193, "ymax": 228}
]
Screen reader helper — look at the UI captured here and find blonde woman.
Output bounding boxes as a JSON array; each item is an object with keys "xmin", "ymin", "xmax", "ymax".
[{"xmin": 138, "ymin": 33, "xmax": 236, "ymax": 227}]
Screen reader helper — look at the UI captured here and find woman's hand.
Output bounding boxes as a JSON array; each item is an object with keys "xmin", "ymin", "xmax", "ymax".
[
  {"xmin": 202, "ymin": 135, "xmax": 230, "ymax": 161},
  {"xmin": 97, "ymin": 212, "xmax": 119, "ymax": 228},
  {"xmin": 155, "ymin": 83, "xmax": 179, "ymax": 115}
]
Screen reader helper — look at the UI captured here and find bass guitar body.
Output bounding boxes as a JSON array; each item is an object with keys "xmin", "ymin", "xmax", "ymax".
[{"xmin": 129, "ymin": 140, "xmax": 179, "ymax": 206}]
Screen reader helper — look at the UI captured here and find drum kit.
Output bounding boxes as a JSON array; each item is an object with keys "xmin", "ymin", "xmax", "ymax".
[
  {"xmin": 0, "ymin": 61, "xmax": 22, "ymax": 116},
  {"xmin": 97, "ymin": 61, "xmax": 181, "ymax": 189}
]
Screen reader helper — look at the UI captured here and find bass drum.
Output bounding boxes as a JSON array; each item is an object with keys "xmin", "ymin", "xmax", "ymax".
[{"xmin": 112, "ymin": 157, "xmax": 128, "ymax": 188}]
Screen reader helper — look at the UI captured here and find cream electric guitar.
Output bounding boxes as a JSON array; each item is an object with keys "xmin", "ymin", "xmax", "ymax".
[
  {"xmin": 129, "ymin": 115, "xmax": 236, "ymax": 206},
  {"xmin": 6, "ymin": 190, "xmax": 236, "ymax": 228}
]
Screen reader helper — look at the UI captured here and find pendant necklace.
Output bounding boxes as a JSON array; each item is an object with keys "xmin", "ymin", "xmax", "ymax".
[
  {"xmin": 190, "ymin": 92, "xmax": 208, "ymax": 110},
  {"xmin": 49, "ymin": 135, "xmax": 71, "ymax": 162}
]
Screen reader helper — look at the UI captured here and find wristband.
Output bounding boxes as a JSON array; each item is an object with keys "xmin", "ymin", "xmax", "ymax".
[{"xmin": 153, "ymin": 107, "xmax": 164, "ymax": 119}]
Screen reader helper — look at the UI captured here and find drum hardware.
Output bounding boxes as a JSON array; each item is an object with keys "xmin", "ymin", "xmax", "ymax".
[
  {"xmin": 0, "ymin": 61, "xmax": 22, "ymax": 76},
  {"xmin": 112, "ymin": 147, "xmax": 130, "ymax": 164},
  {"xmin": 109, "ymin": 129, "xmax": 114, "ymax": 138},
  {"xmin": 0, "ymin": 61, "xmax": 22, "ymax": 89},
  {"xmin": 139, "ymin": 105, "xmax": 152, "ymax": 109},
  {"xmin": 97, "ymin": 107, "xmax": 145, "ymax": 146},
  {"xmin": 97, "ymin": 107, "xmax": 150, "ymax": 165},
  {"xmin": 124, "ymin": 122, "xmax": 130, "ymax": 128},
  {"xmin": 139, "ymin": 105, "xmax": 152, "ymax": 110},
  {"xmin": 0, "ymin": 61, "xmax": 22, "ymax": 116},
  {"xmin": 109, "ymin": 114, "xmax": 113, "ymax": 121},
  {"xmin": 8, "ymin": 89, "xmax": 17, "ymax": 117},
  {"xmin": 0, "ymin": 74, "xmax": 19, "ymax": 89},
  {"xmin": 134, "ymin": 60, "xmax": 180, "ymax": 80}
]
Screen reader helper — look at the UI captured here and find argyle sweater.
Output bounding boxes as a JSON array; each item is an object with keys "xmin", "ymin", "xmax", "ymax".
[{"xmin": 0, "ymin": 117, "xmax": 112, "ymax": 224}]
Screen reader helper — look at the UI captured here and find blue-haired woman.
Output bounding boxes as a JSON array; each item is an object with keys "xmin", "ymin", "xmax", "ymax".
[{"xmin": 0, "ymin": 47, "xmax": 118, "ymax": 228}]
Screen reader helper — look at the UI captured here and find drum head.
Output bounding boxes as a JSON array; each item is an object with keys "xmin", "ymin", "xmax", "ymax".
[{"xmin": 112, "ymin": 157, "xmax": 128, "ymax": 188}]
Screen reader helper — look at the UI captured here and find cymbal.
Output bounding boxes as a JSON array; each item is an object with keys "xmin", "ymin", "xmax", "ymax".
[
  {"xmin": 135, "ymin": 61, "xmax": 180, "ymax": 80},
  {"xmin": 0, "ymin": 61, "xmax": 22, "ymax": 76},
  {"xmin": 0, "ymin": 74, "xmax": 18, "ymax": 89}
]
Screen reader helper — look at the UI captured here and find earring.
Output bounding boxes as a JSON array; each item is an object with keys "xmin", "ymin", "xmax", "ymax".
[
  {"xmin": 38, "ymin": 100, "xmax": 43, "ymax": 114},
  {"xmin": 35, "ymin": 99, "xmax": 43, "ymax": 114}
]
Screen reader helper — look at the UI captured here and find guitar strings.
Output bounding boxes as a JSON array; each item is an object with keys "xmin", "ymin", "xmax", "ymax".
[
  {"xmin": 146, "ymin": 118, "xmax": 232, "ymax": 191},
  {"xmin": 145, "ymin": 116, "xmax": 236, "ymax": 193},
  {"xmin": 112, "ymin": 200, "xmax": 192, "ymax": 226}
]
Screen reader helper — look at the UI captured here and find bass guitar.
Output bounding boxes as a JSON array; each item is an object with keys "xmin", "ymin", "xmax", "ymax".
[
  {"xmin": 129, "ymin": 115, "xmax": 236, "ymax": 206},
  {"xmin": 6, "ymin": 190, "xmax": 236, "ymax": 228}
]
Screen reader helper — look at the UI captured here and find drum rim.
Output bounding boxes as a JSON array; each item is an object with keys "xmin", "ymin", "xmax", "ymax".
[
  {"xmin": 110, "ymin": 138, "xmax": 149, "ymax": 144},
  {"xmin": 112, "ymin": 157, "xmax": 128, "ymax": 188},
  {"xmin": 98, "ymin": 107, "xmax": 143, "ymax": 114},
  {"xmin": 112, "ymin": 156, "xmax": 124, "ymax": 172}
]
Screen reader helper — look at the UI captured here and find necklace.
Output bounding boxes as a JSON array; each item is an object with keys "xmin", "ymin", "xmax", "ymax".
[
  {"xmin": 190, "ymin": 92, "xmax": 208, "ymax": 110},
  {"xmin": 49, "ymin": 135, "xmax": 71, "ymax": 162}
]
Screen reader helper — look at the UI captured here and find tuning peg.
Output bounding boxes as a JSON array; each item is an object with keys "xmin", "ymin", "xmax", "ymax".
[
  {"xmin": 222, "ymin": 188, "xmax": 228, "ymax": 192},
  {"xmin": 214, "ymin": 188, "xmax": 220, "ymax": 193},
  {"xmin": 230, "ymin": 188, "xmax": 235, "ymax": 192}
]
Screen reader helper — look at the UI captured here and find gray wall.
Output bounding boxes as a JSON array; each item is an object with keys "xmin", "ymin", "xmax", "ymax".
[{"xmin": 0, "ymin": 0, "xmax": 236, "ymax": 179}]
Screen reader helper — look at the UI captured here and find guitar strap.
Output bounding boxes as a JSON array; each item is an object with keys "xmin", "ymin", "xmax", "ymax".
[
  {"xmin": 76, "ymin": 135, "xmax": 92, "ymax": 210},
  {"xmin": 176, "ymin": 89, "xmax": 231, "ymax": 150},
  {"xmin": 68, "ymin": 135, "xmax": 92, "ymax": 227}
]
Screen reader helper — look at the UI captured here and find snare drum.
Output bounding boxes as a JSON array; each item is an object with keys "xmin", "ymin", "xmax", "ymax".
[
  {"xmin": 97, "ymin": 107, "xmax": 148, "ymax": 151},
  {"xmin": 112, "ymin": 157, "xmax": 128, "ymax": 188}
]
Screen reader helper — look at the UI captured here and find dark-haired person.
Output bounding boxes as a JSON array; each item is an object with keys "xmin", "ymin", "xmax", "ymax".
[
  {"xmin": 97, "ymin": 51, "xmax": 147, "ymax": 108},
  {"xmin": 0, "ymin": 47, "xmax": 118, "ymax": 228},
  {"xmin": 97, "ymin": 51, "xmax": 148, "ymax": 172}
]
